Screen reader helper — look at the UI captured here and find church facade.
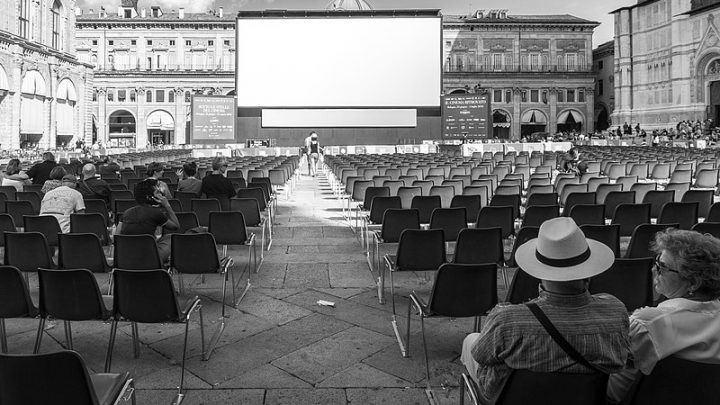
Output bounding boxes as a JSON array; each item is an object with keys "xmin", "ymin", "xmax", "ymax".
[{"xmin": 613, "ymin": 0, "xmax": 720, "ymax": 129}]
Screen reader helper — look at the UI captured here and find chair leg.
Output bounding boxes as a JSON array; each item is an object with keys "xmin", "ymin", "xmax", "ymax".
[
  {"xmin": 131, "ymin": 322, "xmax": 140, "ymax": 359},
  {"xmin": 33, "ymin": 317, "xmax": 45, "ymax": 354},
  {"xmin": 501, "ymin": 266, "xmax": 509, "ymax": 287},
  {"xmin": 64, "ymin": 321, "xmax": 73, "ymax": 350},
  {"xmin": 177, "ymin": 317, "xmax": 191, "ymax": 401},
  {"xmin": 105, "ymin": 319, "xmax": 118, "ymax": 372},
  {"xmin": 377, "ymin": 259, "xmax": 386, "ymax": 304},
  {"xmin": 265, "ymin": 220, "xmax": 272, "ymax": 252},
  {"xmin": 0, "ymin": 319, "xmax": 7, "ymax": 353},
  {"xmin": 420, "ymin": 315, "xmax": 431, "ymax": 389}
]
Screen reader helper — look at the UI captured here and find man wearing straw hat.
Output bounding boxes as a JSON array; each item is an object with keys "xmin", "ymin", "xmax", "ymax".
[{"xmin": 461, "ymin": 217, "xmax": 630, "ymax": 403}]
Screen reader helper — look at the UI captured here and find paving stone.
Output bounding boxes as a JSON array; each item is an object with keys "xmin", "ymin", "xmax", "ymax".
[
  {"xmin": 264, "ymin": 388, "xmax": 347, "ymax": 405},
  {"xmin": 238, "ymin": 291, "xmax": 313, "ymax": 325},
  {"xmin": 318, "ymin": 363, "xmax": 413, "ymax": 388},
  {"xmin": 329, "ymin": 262, "xmax": 376, "ymax": 288},
  {"xmin": 314, "ymin": 288, "xmax": 365, "ymax": 299},
  {"xmin": 272, "ymin": 327, "xmax": 395, "ymax": 384},
  {"xmin": 346, "ymin": 388, "xmax": 429, "ymax": 404},
  {"xmin": 284, "ymin": 263, "xmax": 330, "ymax": 288},
  {"xmin": 219, "ymin": 364, "xmax": 313, "ymax": 389}
]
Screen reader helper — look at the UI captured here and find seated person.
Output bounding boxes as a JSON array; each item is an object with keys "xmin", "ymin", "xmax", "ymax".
[
  {"xmin": 41, "ymin": 166, "xmax": 67, "ymax": 194},
  {"xmin": 77, "ymin": 163, "xmax": 111, "ymax": 208},
  {"xmin": 2, "ymin": 158, "xmax": 30, "ymax": 191},
  {"xmin": 39, "ymin": 174, "xmax": 85, "ymax": 233},
  {"xmin": 27, "ymin": 151, "xmax": 58, "ymax": 185},
  {"xmin": 116, "ymin": 178, "xmax": 179, "ymax": 262},
  {"xmin": 607, "ymin": 229, "xmax": 720, "ymax": 403},
  {"xmin": 177, "ymin": 161, "xmax": 202, "ymax": 196},
  {"xmin": 201, "ymin": 158, "xmax": 236, "ymax": 210},
  {"xmin": 146, "ymin": 162, "xmax": 172, "ymax": 199},
  {"xmin": 461, "ymin": 217, "xmax": 630, "ymax": 404}
]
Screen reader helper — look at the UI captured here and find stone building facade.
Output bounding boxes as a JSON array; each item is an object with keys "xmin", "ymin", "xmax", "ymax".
[
  {"xmin": 443, "ymin": 10, "xmax": 599, "ymax": 140},
  {"xmin": 75, "ymin": 1, "xmax": 235, "ymax": 147},
  {"xmin": 593, "ymin": 40, "xmax": 615, "ymax": 131},
  {"xmin": 612, "ymin": 0, "xmax": 720, "ymax": 129},
  {"xmin": 0, "ymin": 0, "xmax": 93, "ymax": 150}
]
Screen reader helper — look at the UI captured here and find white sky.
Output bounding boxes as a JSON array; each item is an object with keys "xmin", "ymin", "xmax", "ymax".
[{"xmin": 77, "ymin": 0, "xmax": 632, "ymax": 46}]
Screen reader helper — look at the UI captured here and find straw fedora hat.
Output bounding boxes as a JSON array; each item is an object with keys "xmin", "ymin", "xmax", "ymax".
[{"xmin": 515, "ymin": 217, "xmax": 614, "ymax": 282}]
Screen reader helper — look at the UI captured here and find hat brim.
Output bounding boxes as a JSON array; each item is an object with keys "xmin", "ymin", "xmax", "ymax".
[{"xmin": 514, "ymin": 238, "xmax": 615, "ymax": 281}]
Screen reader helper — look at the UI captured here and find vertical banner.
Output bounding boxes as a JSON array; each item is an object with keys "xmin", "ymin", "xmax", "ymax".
[
  {"xmin": 191, "ymin": 96, "xmax": 236, "ymax": 143},
  {"xmin": 442, "ymin": 93, "xmax": 491, "ymax": 140}
]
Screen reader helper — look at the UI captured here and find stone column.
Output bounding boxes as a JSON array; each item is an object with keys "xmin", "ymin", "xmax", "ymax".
[
  {"xmin": 549, "ymin": 87, "xmax": 558, "ymax": 135},
  {"xmin": 136, "ymin": 87, "xmax": 147, "ymax": 148},
  {"xmin": 10, "ymin": 56, "xmax": 23, "ymax": 150},
  {"xmin": 585, "ymin": 88, "xmax": 595, "ymax": 134},
  {"xmin": 96, "ymin": 87, "xmax": 107, "ymax": 144},
  {"xmin": 44, "ymin": 96, "xmax": 53, "ymax": 149},
  {"xmin": 174, "ymin": 87, "xmax": 184, "ymax": 145},
  {"xmin": 512, "ymin": 87, "xmax": 522, "ymax": 140}
]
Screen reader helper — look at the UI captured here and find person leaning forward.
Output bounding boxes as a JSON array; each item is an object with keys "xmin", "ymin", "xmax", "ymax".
[{"xmin": 461, "ymin": 217, "xmax": 630, "ymax": 404}]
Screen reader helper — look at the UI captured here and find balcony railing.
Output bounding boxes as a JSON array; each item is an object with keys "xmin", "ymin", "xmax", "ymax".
[
  {"xmin": 445, "ymin": 63, "xmax": 591, "ymax": 73},
  {"xmin": 98, "ymin": 64, "xmax": 234, "ymax": 72}
]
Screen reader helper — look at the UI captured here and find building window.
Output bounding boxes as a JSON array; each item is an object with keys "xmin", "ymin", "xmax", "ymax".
[
  {"xmin": 530, "ymin": 90, "xmax": 539, "ymax": 103},
  {"xmin": 185, "ymin": 40, "xmax": 191, "ymax": 46},
  {"xmin": 578, "ymin": 89, "xmax": 585, "ymax": 103},
  {"xmin": 107, "ymin": 90, "xmax": 114, "ymax": 102},
  {"xmin": 492, "ymin": 54, "xmax": 502, "ymax": 70},
  {"xmin": 156, "ymin": 89, "xmax": 164, "ymax": 102},
  {"xmin": 224, "ymin": 40, "xmax": 230, "ymax": 46},
  {"xmin": 19, "ymin": 0, "xmax": 30, "ymax": 39},
  {"xmin": 185, "ymin": 91, "xmax": 191, "ymax": 102},
  {"xmin": 557, "ymin": 90, "xmax": 565, "ymax": 103},
  {"xmin": 493, "ymin": 90, "xmax": 502, "ymax": 103},
  {"xmin": 521, "ymin": 90, "xmax": 527, "ymax": 103},
  {"xmin": 170, "ymin": 40, "xmax": 175, "ymax": 46},
  {"xmin": 208, "ymin": 40, "xmax": 214, "ymax": 46},
  {"xmin": 598, "ymin": 80, "xmax": 604, "ymax": 96},
  {"xmin": 566, "ymin": 53, "xmax": 577, "ymax": 71},
  {"xmin": 505, "ymin": 90, "xmax": 512, "ymax": 103},
  {"xmin": 117, "ymin": 89, "xmax": 126, "ymax": 102},
  {"xmin": 131, "ymin": 40, "xmax": 136, "ymax": 45},
  {"xmin": 130, "ymin": 89, "xmax": 136, "ymax": 102},
  {"xmin": 124, "ymin": 9, "xmax": 132, "ymax": 18},
  {"xmin": 530, "ymin": 54, "xmax": 539, "ymax": 70},
  {"xmin": 147, "ymin": 40, "xmax": 152, "ymax": 46},
  {"xmin": 168, "ymin": 90, "xmax": 174, "ymax": 103},
  {"xmin": 108, "ymin": 40, "xmax": 114, "ymax": 46},
  {"xmin": 92, "ymin": 40, "xmax": 97, "ymax": 45},
  {"xmin": 92, "ymin": 91, "xmax": 97, "ymax": 102},
  {"xmin": 146, "ymin": 90, "xmax": 152, "ymax": 103},
  {"xmin": 567, "ymin": 89, "xmax": 576, "ymax": 102},
  {"xmin": 51, "ymin": 0, "xmax": 61, "ymax": 49},
  {"xmin": 599, "ymin": 60, "xmax": 604, "ymax": 69}
]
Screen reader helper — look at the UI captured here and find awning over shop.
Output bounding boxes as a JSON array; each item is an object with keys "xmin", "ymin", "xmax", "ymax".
[
  {"xmin": 521, "ymin": 109, "xmax": 547, "ymax": 124},
  {"xmin": 558, "ymin": 110, "xmax": 583, "ymax": 124},
  {"xmin": 146, "ymin": 110, "xmax": 175, "ymax": 130}
]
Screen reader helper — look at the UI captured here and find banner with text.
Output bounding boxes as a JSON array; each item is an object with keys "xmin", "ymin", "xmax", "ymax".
[
  {"xmin": 191, "ymin": 96, "xmax": 236, "ymax": 143},
  {"xmin": 442, "ymin": 94, "xmax": 490, "ymax": 140}
]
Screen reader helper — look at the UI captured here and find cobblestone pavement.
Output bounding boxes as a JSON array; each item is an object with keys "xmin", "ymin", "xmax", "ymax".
[{"xmin": 6, "ymin": 170, "xmax": 511, "ymax": 404}]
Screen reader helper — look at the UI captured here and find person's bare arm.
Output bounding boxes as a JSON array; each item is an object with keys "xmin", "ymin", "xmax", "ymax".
[{"xmin": 155, "ymin": 195, "xmax": 179, "ymax": 230}]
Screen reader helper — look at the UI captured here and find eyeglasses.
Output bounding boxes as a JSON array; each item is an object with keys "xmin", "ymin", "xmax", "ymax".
[{"xmin": 653, "ymin": 255, "xmax": 679, "ymax": 275}]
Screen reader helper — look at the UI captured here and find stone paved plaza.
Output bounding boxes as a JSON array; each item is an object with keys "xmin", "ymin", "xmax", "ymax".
[{"xmin": 4, "ymin": 170, "xmax": 511, "ymax": 405}]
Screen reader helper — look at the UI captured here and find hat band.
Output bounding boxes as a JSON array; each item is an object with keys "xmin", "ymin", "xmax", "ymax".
[{"xmin": 535, "ymin": 247, "xmax": 591, "ymax": 268}]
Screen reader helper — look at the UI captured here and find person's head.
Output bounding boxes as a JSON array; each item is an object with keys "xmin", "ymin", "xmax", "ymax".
[
  {"xmin": 311, "ymin": 132, "xmax": 318, "ymax": 140},
  {"xmin": 6, "ymin": 159, "xmax": 21, "ymax": 175},
  {"xmin": 134, "ymin": 178, "xmax": 161, "ymax": 205},
  {"xmin": 146, "ymin": 162, "xmax": 163, "ymax": 178},
  {"xmin": 42, "ymin": 152, "xmax": 55, "ymax": 162},
  {"xmin": 515, "ymin": 217, "xmax": 615, "ymax": 293},
  {"xmin": 49, "ymin": 166, "xmax": 67, "ymax": 181},
  {"xmin": 212, "ymin": 157, "xmax": 228, "ymax": 173},
  {"xmin": 183, "ymin": 161, "xmax": 197, "ymax": 177},
  {"xmin": 651, "ymin": 229, "xmax": 720, "ymax": 300},
  {"xmin": 61, "ymin": 174, "xmax": 77, "ymax": 188},
  {"xmin": 82, "ymin": 163, "xmax": 96, "ymax": 179}
]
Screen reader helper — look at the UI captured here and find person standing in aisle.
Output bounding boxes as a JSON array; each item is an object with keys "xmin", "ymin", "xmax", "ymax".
[{"xmin": 308, "ymin": 132, "xmax": 321, "ymax": 177}]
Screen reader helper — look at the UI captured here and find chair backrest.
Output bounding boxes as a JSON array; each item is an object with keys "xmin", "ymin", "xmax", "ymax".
[
  {"xmin": 411, "ymin": 195, "xmax": 442, "ymax": 224},
  {"xmin": 560, "ymin": 184, "xmax": 589, "ymax": 206},
  {"xmin": 83, "ymin": 199, "xmax": 110, "ymax": 226},
  {"xmin": 595, "ymin": 183, "xmax": 623, "ymax": 205},
  {"xmin": 23, "ymin": 215, "xmax": 62, "ymax": 247},
  {"xmin": 395, "ymin": 229, "xmax": 446, "ymax": 271},
  {"xmin": 397, "ymin": 186, "xmax": 421, "ymax": 209},
  {"xmin": 429, "ymin": 207, "xmax": 467, "ymax": 241},
  {"xmin": 16, "ymin": 192, "xmax": 41, "ymax": 213},
  {"xmin": 477, "ymin": 206, "xmax": 515, "ymax": 238},
  {"xmin": 580, "ymin": 224, "xmax": 621, "ymax": 257},
  {"xmin": 521, "ymin": 205, "xmax": 559, "ymax": 228},
  {"xmin": 451, "ymin": 194, "xmax": 482, "ymax": 223},
  {"xmin": 0, "ymin": 265, "xmax": 36, "ymax": 318},
  {"xmin": 113, "ymin": 199, "xmax": 138, "ymax": 224},
  {"xmin": 112, "ymin": 269, "xmax": 181, "ymax": 323},
  {"xmin": 351, "ymin": 180, "xmax": 374, "ymax": 202},
  {"xmin": 490, "ymin": 194, "xmax": 521, "ymax": 220},
  {"xmin": 230, "ymin": 198, "xmax": 263, "ymax": 227},
  {"xmin": 113, "ymin": 234, "xmax": 163, "ymax": 270},
  {"xmin": 692, "ymin": 221, "xmax": 720, "ymax": 238},
  {"xmin": 625, "ymin": 223, "xmax": 678, "ymax": 258},
  {"xmin": 0, "ymin": 350, "xmax": 105, "ymax": 405},
  {"xmin": 589, "ymin": 257, "xmax": 653, "ymax": 312},
  {"xmin": 0, "ymin": 213, "xmax": 15, "ymax": 246},
  {"xmin": 649, "ymin": 163, "xmax": 671, "ymax": 180},
  {"xmin": 58, "ymin": 233, "xmax": 109, "ymax": 273},
  {"xmin": 442, "ymin": 179, "xmax": 463, "ymax": 195},
  {"xmin": 682, "ymin": 189, "xmax": 714, "ymax": 219},
  {"xmin": 506, "ymin": 226, "xmax": 540, "ymax": 268},
  {"xmin": 658, "ymin": 201, "xmax": 698, "ymax": 230},
  {"xmin": 209, "ymin": 211, "xmax": 249, "ymax": 246},
  {"xmin": 630, "ymin": 182, "xmax": 658, "ymax": 204},
  {"xmin": 38, "ymin": 268, "xmax": 109, "ymax": 321},
  {"xmin": 642, "ymin": 190, "xmax": 675, "ymax": 219},
  {"xmin": 526, "ymin": 192, "xmax": 559, "ymax": 209},
  {"xmin": 5, "ymin": 200, "xmax": 36, "ymax": 225},
  {"xmin": 586, "ymin": 176, "xmax": 610, "ymax": 193},
  {"xmin": 604, "ymin": 191, "xmax": 636, "ymax": 219},
  {"xmin": 429, "ymin": 185, "xmax": 455, "ymax": 208},
  {"xmin": 462, "ymin": 186, "xmax": 489, "ymax": 206},
  {"xmin": 368, "ymin": 196, "xmax": 402, "ymax": 224},
  {"xmin": 454, "ymin": 227, "xmax": 504, "ymax": 265},
  {"xmin": 505, "ymin": 267, "xmax": 541, "ymax": 304},
  {"xmin": 693, "ymin": 168, "xmax": 719, "ymax": 188},
  {"xmin": 361, "ymin": 187, "xmax": 390, "ymax": 210},
  {"xmin": 171, "ymin": 233, "xmax": 221, "ymax": 274},
  {"xmin": 496, "ymin": 369, "xmax": 608, "ymax": 405},
  {"xmin": 70, "ymin": 213, "xmax": 110, "ymax": 245},
  {"xmin": 623, "ymin": 357, "xmax": 720, "ymax": 405},
  {"xmin": 382, "ymin": 180, "xmax": 404, "ymax": 196},
  {"xmin": 191, "ymin": 198, "xmax": 221, "ymax": 227},
  {"xmin": 563, "ymin": 192, "xmax": 596, "ymax": 216},
  {"xmin": 664, "ymin": 182, "xmax": 690, "ymax": 202},
  {"xmin": 236, "ymin": 187, "xmax": 267, "ymax": 211},
  {"xmin": 427, "ymin": 263, "xmax": 498, "ymax": 318},
  {"xmin": 0, "ymin": 185, "xmax": 17, "ymax": 201},
  {"xmin": 3, "ymin": 232, "xmax": 54, "ymax": 272},
  {"xmin": 612, "ymin": 203, "xmax": 651, "ymax": 237},
  {"xmin": 174, "ymin": 191, "xmax": 198, "ymax": 211},
  {"xmin": 380, "ymin": 209, "xmax": 420, "ymax": 243}
]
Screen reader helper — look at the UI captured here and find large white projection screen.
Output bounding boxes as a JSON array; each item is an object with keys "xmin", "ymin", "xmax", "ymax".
[{"xmin": 235, "ymin": 15, "xmax": 441, "ymax": 127}]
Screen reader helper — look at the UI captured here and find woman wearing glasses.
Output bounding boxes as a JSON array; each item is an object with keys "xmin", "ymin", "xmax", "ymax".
[{"xmin": 607, "ymin": 228, "xmax": 720, "ymax": 403}]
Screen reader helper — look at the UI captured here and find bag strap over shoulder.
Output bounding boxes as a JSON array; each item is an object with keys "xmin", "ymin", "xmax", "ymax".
[{"xmin": 525, "ymin": 302, "xmax": 611, "ymax": 375}]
